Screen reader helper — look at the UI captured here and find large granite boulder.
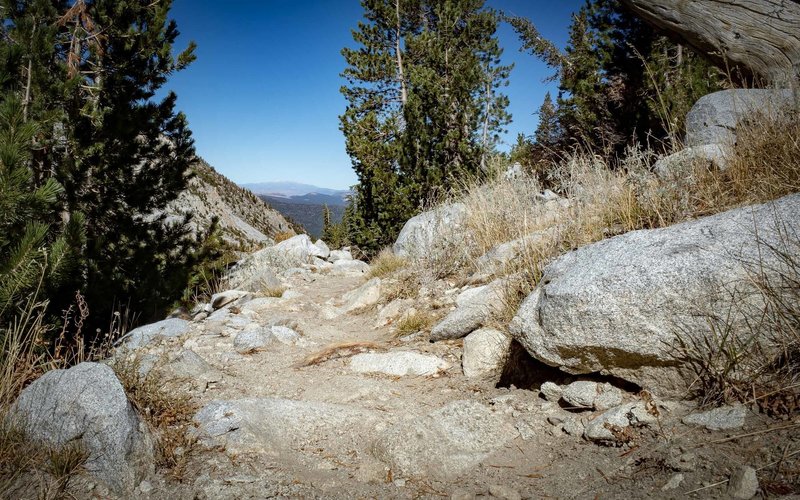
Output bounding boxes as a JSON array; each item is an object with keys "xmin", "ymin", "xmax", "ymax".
[
  {"xmin": 685, "ymin": 89, "xmax": 796, "ymax": 147},
  {"xmin": 273, "ymin": 234, "xmax": 328, "ymax": 262},
  {"xmin": 11, "ymin": 363, "xmax": 154, "ymax": 494},
  {"xmin": 510, "ymin": 194, "xmax": 800, "ymax": 394},
  {"xmin": 393, "ymin": 203, "xmax": 467, "ymax": 259}
]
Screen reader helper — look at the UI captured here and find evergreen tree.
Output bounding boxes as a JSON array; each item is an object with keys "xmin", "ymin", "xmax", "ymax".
[
  {"xmin": 401, "ymin": 0, "xmax": 510, "ymax": 203},
  {"xmin": 341, "ymin": 0, "xmax": 510, "ymax": 255},
  {"xmin": 0, "ymin": 97, "xmax": 81, "ymax": 324},
  {"xmin": 1, "ymin": 0, "xmax": 201, "ymax": 333},
  {"xmin": 340, "ymin": 0, "xmax": 418, "ymax": 255},
  {"xmin": 534, "ymin": 92, "xmax": 559, "ymax": 149}
]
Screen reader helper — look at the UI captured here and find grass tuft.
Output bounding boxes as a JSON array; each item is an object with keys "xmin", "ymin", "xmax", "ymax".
[
  {"xmin": 394, "ymin": 311, "xmax": 434, "ymax": 338},
  {"xmin": 111, "ymin": 355, "xmax": 197, "ymax": 480},
  {"xmin": 368, "ymin": 248, "xmax": 408, "ymax": 279}
]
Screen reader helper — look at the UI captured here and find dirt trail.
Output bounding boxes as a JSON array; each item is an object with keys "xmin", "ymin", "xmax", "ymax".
[{"xmin": 145, "ymin": 269, "xmax": 794, "ymax": 500}]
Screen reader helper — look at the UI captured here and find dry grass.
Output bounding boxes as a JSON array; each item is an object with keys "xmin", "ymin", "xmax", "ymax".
[
  {"xmin": 368, "ymin": 248, "xmax": 408, "ymax": 279},
  {"xmin": 273, "ymin": 231, "xmax": 296, "ymax": 244},
  {"xmin": 261, "ymin": 286, "xmax": 286, "ymax": 298},
  {"xmin": 111, "ymin": 355, "xmax": 197, "ymax": 480},
  {"xmin": 298, "ymin": 341, "xmax": 386, "ymax": 367},
  {"xmin": 394, "ymin": 311, "xmax": 434, "ymax": 337},
  {"xmin": 693, "ymin": 112, "xmax": 800, "ymax": 214},
  {"xmin": 0, "ymin": 297, "xmax": 92, "ymax": 498},
  {"xmin": 672, "ymin": 227, "xmax": 800, "ymax": 415}
]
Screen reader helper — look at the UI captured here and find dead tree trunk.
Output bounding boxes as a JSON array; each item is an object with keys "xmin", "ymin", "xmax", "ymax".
[{"xmin": 620, "ymin": 0, "xmax": 800, "ymax": 85}]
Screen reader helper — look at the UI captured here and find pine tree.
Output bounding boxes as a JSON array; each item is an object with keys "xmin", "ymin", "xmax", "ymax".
[
  {"xmin": 341, "ymin": 0, "xmax": 511, "ymax": 256},
  {"xmin": 340, "ymin": 0, "xmax": 419, "ymax": 255},
  {"xmin": 2, "ymin": 0, "xmax": 201, "ymax": 332},
  {"xmin": 400, "ymin": 0, "xmax": 511, "ymax": 204},
  {"xmin": 0, "ymin": 97, "xmax": 81, "ymax": 323},
  {"xmin": 534, "ymin": 92, "xmax": 560, "ymax": 148}
]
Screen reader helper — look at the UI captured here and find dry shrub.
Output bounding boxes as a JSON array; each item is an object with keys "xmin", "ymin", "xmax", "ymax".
[
  {"xmin": 368, "ymin": 248, "xmax": 408, "ymax": 279},
  {"xmin": 111, "ymin": 355, "xmax": 197, "ymax": 479},
  {"xmin": 672, "ymin": 227, "xmax": 800, "ymax": 415},
  {"xmin": 694, "ymin": 111, "xmax": 800, "ymax": 213},
  {"xmin": 0, "ymin": 299, "xmax": 91, "ymax": 498},
  {"xmin": 273, "ymin": 231, "xmax": 296, "ymax": 244},
  {"xmin": 394, "ymin": 311, "xmax": 434, "ymax": 337},
  {"xmin": 261, "ymin": 286, "xmax": 286, "ymax": 298}
]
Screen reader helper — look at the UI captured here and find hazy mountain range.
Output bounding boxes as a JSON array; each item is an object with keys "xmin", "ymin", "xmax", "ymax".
[
  {"xmin": 241, "ymin": 181, "xmax": 350, "ymax": 206},
  {"xmin": 240, "ymin": 181, "xmax": 351, "ymax": 238}
]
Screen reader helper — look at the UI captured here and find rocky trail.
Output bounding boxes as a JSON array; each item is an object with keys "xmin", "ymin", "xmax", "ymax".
[{"xmin": 97, "ymin": 251, "xmax": 791, "ymax": 500}]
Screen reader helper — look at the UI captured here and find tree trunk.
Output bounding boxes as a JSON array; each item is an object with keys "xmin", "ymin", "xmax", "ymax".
[
  {"xmin": 395, "ymin": 0, "xmax": 407, "ymax": 106},
  {"xmin": 620, "ymin": 0, "xmax": 800, "ymax": 85}
]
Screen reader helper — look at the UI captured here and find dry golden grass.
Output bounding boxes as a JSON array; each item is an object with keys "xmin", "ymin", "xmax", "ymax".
[
  {"xmin": 693, "ymin": 113, "xmax": 800, "ymax": 214},
  {"xmin": 394, "ymin": 311, "xmax": 434, "ymax": 338},
  {"xmin": 368, "ymin": 248, "xmax": 408, "ymax": 279},
  {"xmin": 273, "ymin": 231, "xmax": 296, "ymax": 244},
  {"xmin": 261, "ymin": 286, "xmax": 286, "ymax": 298},
  {"xmin": 0, "ymin": 298, "xmax": 92, "ymax": 497},
  {"xmin": 111, "ymin": 355, "xmax": 197, "ymax": 479},
  {"xmin": 298, "ymin": 341, "xmax": 385, "ymax": 367}
]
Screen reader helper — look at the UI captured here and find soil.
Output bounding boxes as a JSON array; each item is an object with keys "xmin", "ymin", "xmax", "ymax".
[{"xmin": 82, "ymin": 269, "xmax": 800, "ymax": 499}]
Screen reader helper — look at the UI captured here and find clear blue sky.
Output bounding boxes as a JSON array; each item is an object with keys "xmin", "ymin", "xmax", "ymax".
[{"xmin": 162, "ymin": 0, "xmax": 583, "ymax": 190}]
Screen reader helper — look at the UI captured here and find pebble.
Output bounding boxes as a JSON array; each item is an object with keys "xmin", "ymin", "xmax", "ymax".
[
  {"xmin": 488, "ymin": 484, "xmax": 521, "ymax": 500},
  {"xmin": 727, "ymin": 466, "xmax": 759, "ymax": 499},
  {"xmin": 661, "ymin": 473, "xmax": 684, "ymax": 491}
]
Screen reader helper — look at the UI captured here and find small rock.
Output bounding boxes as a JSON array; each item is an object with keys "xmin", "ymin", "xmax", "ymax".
[
  {"xmin": 117, "ymin": 318, "xmax": 190, "ymax": 349},
  {"xmin": 282, "ymin": 290, "xmax": 303, "ymax": 300},
  {"xmin": 682, "ymin": 404, "xmax": 747, "ymax": 431},
  {"xmin": 488, "ymin": 484, "xmax": 521, "ymax": 500},
  {"xmin": 350, "ymin": 351, "xmax": 449, "ymax": 377},
  {"xmin": 561, "ymin": 381, "xmax": 623, "ymax": 410},
  {"xmin": 540, "ymin": 381, "xmax": 563, "ymax": 402},
  {"xmin": 562, "ymin": 416, "xmax": 585, "ymax": 437},
  {"xmin": 727, "ymin": 465, "xmax": 759, "ymax": 499},
  {"xmin": 515, "ymin": 420, "xmax": 536, "ymax": 441},
  {"xmin": 328, "ymin": 249, "xmax": 353, "ymax": 262},
  {"xmin": 461, "ymin": 328, "xmax": 511, "ymax": 382},
  {"xmin": 584, "ymin": 402, "xmax": 657, "ymax": 444},
  {"xmin": 661, "ymin": 473, "xmax": 684, "ymax": 491},
  {"xmin": 233, "ymin": 328, "xmax": 273, "ymax": 354},
  {"xmin": 270, "ymin": 325, "xmax": 300, "ymax": 345},
  {"xmin": 343, "ymin": 278, "xmax": 381, "ymax": 313}
]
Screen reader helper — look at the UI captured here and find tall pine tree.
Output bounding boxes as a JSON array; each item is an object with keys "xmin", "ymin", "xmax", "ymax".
[
  {"xmin": 1, "ymin": 0, "xmax": 202, "ymax": 333},
  {"xmin": 341, "ymin": 0, "xmax": 510, "ymax": 255}
]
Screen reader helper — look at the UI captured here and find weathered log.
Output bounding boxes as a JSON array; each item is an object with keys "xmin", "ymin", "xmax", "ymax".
[{"xmin": 620, "ymin": 0, "xmax": 800, "ymax": 84}]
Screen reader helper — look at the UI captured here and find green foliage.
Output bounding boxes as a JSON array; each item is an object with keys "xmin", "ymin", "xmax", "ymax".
[
  {"xmin": 321, "ymin": 204, "xmax": 348, "ymax": 249},
  {"xmin": 1, "ymin": 0, "xmax": 205, "ymax": 338},
  {"xmin": 341, "ymin": 0, "xmax": 510, "ymax": 256},
  {"xmin": 511, "ymin": 0, "xmax": 724, "ymax": 161},
  {"xmin": 0, "ymin": 97, "xmax": 80, "ymax": 324}
]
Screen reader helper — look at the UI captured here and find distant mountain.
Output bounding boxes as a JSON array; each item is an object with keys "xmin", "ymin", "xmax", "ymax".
[
  {"xmin": 259, "ymin": 195, "xmax": 345, "ymax": 239},
  {"xmin": 241, "ymin": 181, "xmax": 351, "ymax": 205}
]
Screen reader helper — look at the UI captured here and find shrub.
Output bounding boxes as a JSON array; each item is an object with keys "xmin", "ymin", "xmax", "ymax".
[
  {"xmin": 671, "ymin": 226, "xmax": 799, "ymax": 415},
  {"xmin": 273, "ymin": 231, "xmax": 296, "ymax": 244},
  {"xmin": 368, "ymin": 249, "xmax": 408, "ymax": 279}
]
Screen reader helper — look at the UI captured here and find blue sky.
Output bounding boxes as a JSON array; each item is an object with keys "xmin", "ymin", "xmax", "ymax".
[{"xmin": 163, "ymin": 0, "xmax": 583, "ymax": 190}]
